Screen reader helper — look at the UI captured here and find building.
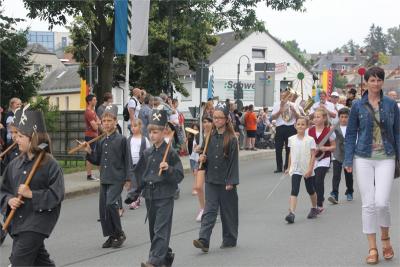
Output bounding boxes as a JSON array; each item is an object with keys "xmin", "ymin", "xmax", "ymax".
[
  {"xmin": 174, "ymin": 31, "xmax": 313, "ymax": 112},
  {"xmin": 311, "ymin": 54, "xmax": 366, "ymax": 73},
  {"xmin": 25, "ymin": 43, "xmax": 65, "ymax": 77},
  {"xmin": 27, "ymin": 31, "xmax": 72, "ymax": 58}
]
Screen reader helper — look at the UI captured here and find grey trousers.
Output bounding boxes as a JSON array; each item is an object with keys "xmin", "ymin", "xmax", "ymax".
[
  {"xmin": 99, "ymin": 183, "xmax": 123, "ymax": 237},
  {"xmin": 199, "ymin": 183, "xmax": 238, "ymax": 246},
  {"xmin": 146, "ymin": 197, "xmax": 174, "ymax": 266}
]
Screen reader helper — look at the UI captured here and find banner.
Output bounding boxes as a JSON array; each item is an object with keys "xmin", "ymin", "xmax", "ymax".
[
  {"xmin": 80, "ymin": 78, "xmax": 89, "ymax": 109},
  {"xmin": 207, "ymin": 68, "xmax": 214, "ymax": 100},
  {"xmin": 130, "ymin": 0, "xmax": 150, "ymax": 56},
  {"xmin": 114, "ymin": 0, "xmax": 128, "ymax": 54}
]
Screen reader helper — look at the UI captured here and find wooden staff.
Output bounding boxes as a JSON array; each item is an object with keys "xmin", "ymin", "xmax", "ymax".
[
  {"xmin": 0, "ymin": 142, "xmax": 17, "ymax": 159},
  {"xmin": 199, "ymin": 129, "xmax": 212, "ymax": 169},
  {"xmin": 158, "ymin": 131, "xmax": 175, "ymax": 176},
  {"xmin": 2, "ymin": 144, "xmax": 48, "ymax": 231},
  {"xmin": 68, "ymin": 132, "xmax": 106, "ymax": 155}
]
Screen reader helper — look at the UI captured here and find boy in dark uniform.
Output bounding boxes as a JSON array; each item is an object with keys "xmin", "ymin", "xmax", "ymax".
[
  {"xmin": 132, "ymin": 109, "xmax": 184, "ymax": 267},
  {"xmin": 193, "ymin": 102, "xmax": 239, "ymax": 253},
  {"xmin": 0, "ymin": 106, "xmax": 65, "ymax": 266},
  {"xmin": 85, "ymin": 105, "xmax": 132, "ymax": 248}
]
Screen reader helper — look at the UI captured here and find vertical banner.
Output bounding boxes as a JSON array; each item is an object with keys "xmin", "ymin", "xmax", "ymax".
[
  {"xmin": 80, "ymin": 78, "xmax": 89, "ymax": 109},
  {"xmin": 321, "ymin": 70, "xmax": 328, "ymax": 92},
  {"xmin": 114, "ymin": 0, "xmax": 128, "ymax": 54},
  {"xmin": 207, "ymin": 68, "xmax": 214, "ymax": 100},
  {"xmin": 327, "ymin": 70, "xmax": 333, "ymax": 96},
  {"xmin": 130, "ymin": 0, "xmax": 150, "ymax": 55}
]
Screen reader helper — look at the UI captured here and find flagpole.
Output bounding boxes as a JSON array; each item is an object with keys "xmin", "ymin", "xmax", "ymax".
[{"xmin": 123, "ymin": 35, "xmax": 131, "ymax": 136}]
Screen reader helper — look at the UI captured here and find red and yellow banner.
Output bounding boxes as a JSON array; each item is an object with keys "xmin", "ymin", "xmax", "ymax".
[
  {"xmin": 80, "ymin": 78, "xmax": 89, "ymax": 109},
  {"xmin": 321, "ymin": 70, "xmax": 333, "ymax": 96}
]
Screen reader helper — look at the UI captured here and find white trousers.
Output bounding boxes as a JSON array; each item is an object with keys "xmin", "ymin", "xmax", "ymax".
[{"xmin": 355, "ymin": 157, "xmax": 395, "ymax": 234}]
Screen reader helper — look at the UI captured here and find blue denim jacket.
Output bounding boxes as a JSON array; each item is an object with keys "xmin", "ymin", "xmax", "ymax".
[{"xmin": 344, "ymin": 90, "xmax": 400, "ymax": 167}]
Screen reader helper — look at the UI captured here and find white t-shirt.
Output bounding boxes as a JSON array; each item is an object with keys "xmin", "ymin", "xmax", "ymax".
[
  {"xmin": 128, "ymin": 96, "xmax": 141, "ymax": 119},
  {"xmin": 130, "ymin": 136, "xmax": 151, "ymax": 165},
  {"xmin": 310, "ymin": 101, "xmax": 336, "ymax": 115},
  {"xmin": 189, "ymin": 139, "xmax": 199, "ymax": 161},
  {"xmin": 331, "ymin": 103, "xmax": 345, "ymax": 125},
  {"xmin": 288, "ymin": 135, "xmax": 316, "ymax": 176},
  {"xmin": 271, "ymin": 101, "xmax": 296, "ymax": 126},
  {"xmin": 306, "ymin": 128, "xmax": 336, "ymax": 168},
  {"xmin": 169, "ymin": 111, "xmax": 179, "ymax": 126}
]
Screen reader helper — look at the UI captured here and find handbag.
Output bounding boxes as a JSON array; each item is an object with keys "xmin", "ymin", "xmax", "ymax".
[{"xmin": 364, "ymin": 103, "xmax": 399, "ymax": 179}]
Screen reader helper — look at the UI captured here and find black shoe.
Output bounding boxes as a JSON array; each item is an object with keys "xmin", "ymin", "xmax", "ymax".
[
  {"xmin": 193, "ymin": 239, "xmax": 209, "ymax": 252},
  {"xmin": 0, "ymin": 227, "xmax": 7, "ymax": 246},
  {"xmin": 111, "ymin": 232, "xmax": 126, "ymax": 248},
  {"xmin": 307, "ymin": 208, "xmax": 319, "ymax": 219},
  {"xmin": 102, "ymin": 236, "xmax": 113, "ymax": 248},
  {"xmin": 124, "ymin": 197, "xmax": 134, "ymax": 205},
  {"xmin": 274, "ymin": 170, "xmax": 282, "ymax": 173},
  {"xmin": 328, "ymin": 194, "xmax": 338, "ymax": 205},
  {"xmin": 220, "ymin": 243, "xmax": 236, "ymax": 249},
  {"xmin": 164, "ymin": 248, "xmax": 175, "ymax": 267},
  {"xmin": 174, "ymin": 189, "xmax": 180, "ymax": 200},
  {"xmin": 285, "ymin": 212, "xmax": 295, "ymax": 224}
]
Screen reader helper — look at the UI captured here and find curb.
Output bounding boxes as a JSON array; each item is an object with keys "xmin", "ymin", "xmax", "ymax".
[{"xmin": 64, "ymin": 150, "xmax": 275, "ymax": 199}]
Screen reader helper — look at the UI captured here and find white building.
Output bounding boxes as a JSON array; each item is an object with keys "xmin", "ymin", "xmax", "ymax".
[{"xmin": 174, "ymin": 31, "xmax": 313, "ymax": 113}]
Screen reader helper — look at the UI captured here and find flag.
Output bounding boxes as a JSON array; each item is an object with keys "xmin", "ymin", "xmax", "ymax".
[
  {"xmin": 80, "ymin": 78, "xmax": 89, "ymax": 109},
  {"xmin": 114, "ymin": 0, "xmax": 129, "ymax": 55},
  {"xmin": 114, "ymin": 0, "xmax": 150, "ymax": 55},
  {"xmin": 207, "ymin": 68, "xmax": 214, "ymax": 100},
  {"xmin": 130, "ymin": 0, "xmax": 150, "ymax": 55}
]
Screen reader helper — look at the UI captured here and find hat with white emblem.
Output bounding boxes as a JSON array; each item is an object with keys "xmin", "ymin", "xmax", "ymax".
[
  {"xmin": 16, "ymin": 104, "xmax": 47, "ymax": 136},
  {"xmin": 149, "ymin": 109, "xmax": 168, "ymax": 127}
]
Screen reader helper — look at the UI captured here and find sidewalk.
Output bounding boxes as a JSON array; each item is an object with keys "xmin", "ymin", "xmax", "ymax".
[{"xmin": 64, "ymin": 149, "xmax": 275, "ymax": 199}]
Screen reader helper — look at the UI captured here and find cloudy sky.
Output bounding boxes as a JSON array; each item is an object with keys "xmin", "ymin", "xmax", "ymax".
[{"xmin": 2, "ymin": 0, "xmax": 399, "ymax": 53}]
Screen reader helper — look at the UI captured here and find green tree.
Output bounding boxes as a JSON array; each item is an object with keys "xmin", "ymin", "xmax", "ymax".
[
  {"xmin": 0, "ymin": 1, "xmax": 42, "ymax": 109},
  {"xmin": 23, "ymin": 0, "xmax": 307, "ymax": 97},
  {"xmin": 364, "ymin": 24, "xmax": 387, "ymax": 65},
  {"xmin": 333, "ymin": 72, "xmax": 348, "ymax": 89},
  {"xmin": 386, "ymin": 25, "xmax": 400, "ymax": 55},
  {"xmin": 282, "ymin": 39, "xmax": 314, "ymax": 68}
]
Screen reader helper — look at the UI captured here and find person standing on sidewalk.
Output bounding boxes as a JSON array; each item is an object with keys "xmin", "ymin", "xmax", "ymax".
[
  {"xmin": 193, "ymin": 102, "xmax": 239, "ymax": 253},
  {"xmin": 84, "ymin": 94, "xmax": 101, "ymax": 181},
  {"xmin": 85, "ymin": 105, "xmax": 132, "ymax": 249},
  {"xmin": 244, "ymin": 104, "xmax": 257, "ymax": 150},
  {"xmin": 328, "ymin": 107, "xmax": 354, "ymax": 204},
  {"xmin": 284, "ymin": 116, "xmax": 318, "ymax": 224},
  {"xmin": 271, "ymin": 90, "xmax": 298, "ymax": 173},
  {"xmin": 344, "ymin": 67, "xmax": 399, "ymax": 264}
]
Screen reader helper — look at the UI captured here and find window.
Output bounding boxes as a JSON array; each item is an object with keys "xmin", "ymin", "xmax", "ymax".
[
  {"xmin": 252, "ymin": 48, "xmax": 265, "ymax": 59},
  {"xmin": 61, "ymin": 37, "xmax": 67, "ymax": 48},
  {"xmin": 46, "ymin": 65, "xmax": 52, "ymax": 73},
  {"xmin": 55, "ymin": 97, "xmax": 59, "ymax": 107}
]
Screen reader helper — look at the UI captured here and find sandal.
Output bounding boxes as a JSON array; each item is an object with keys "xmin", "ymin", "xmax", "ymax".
[
  {"xmin": 382, "ymin": 237, "xmax": 394, "ymax": 260},
  {"xmin": 366, "ymin": 248, "xmax": 379, "ymax": 265}
]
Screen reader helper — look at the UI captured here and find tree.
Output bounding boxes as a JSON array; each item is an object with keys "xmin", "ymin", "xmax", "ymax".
[
  {"xmin": 23, "ymin": 0, "xmax": 307, "ymax": 97},
  {"xmin": 282, "ymin": 39, "xmax": 314, "ymax": 68},
  {"xmin": 386, "ymin": 25, "xmax": 400, "ymax": 55},
  {"xmin": 333, "ymin": 72, "xmax": 348, "ymax": 89},
  {"xmin": 364, "ymin": 24, "xmax": 387, "ymax": 65},
  {"xmin": 0, "ymin": 1, "xmax": 42, "ymax": 109}
]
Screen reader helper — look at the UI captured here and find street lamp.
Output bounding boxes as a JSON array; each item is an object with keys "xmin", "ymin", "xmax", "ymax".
[{"xmin": 236, "ymin": 55, "xmax": 252, "ymax": 110}]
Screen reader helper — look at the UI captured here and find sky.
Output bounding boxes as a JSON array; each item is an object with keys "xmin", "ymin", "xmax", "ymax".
[{"xmin": 2, "ymin": 0, "xmax": 400, "ymax": 53}]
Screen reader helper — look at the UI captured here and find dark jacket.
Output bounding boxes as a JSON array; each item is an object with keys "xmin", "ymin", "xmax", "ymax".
[
  {"xmin": 87, "ymin": 131, "xmax": 132, "ymax": 184},
  {"xmin": 134, "ymin": 141, "xmax": 184, "ymax": 200},
  {"xmin": 344, "ymin": 90, "xmax": 400, "ymax": 167},
  {"xmin": 333, "ymin": 125, "xmax": 345, "ymax": 163},
  {"xmin": 204, "ymin": 131, "xmax": 239, "ymax": 185},
  {"xmin": 0, "ymin": 154, "xmax": 64, "ymax": 237}
]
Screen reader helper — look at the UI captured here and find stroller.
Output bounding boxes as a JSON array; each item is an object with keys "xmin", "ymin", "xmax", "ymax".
[{"xmin": 255, "ymin": 121, "xmax": 275, "ymax": 149}]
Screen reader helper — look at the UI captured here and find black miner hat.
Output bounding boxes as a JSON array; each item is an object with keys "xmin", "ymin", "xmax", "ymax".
[
  {"xmin": 215, "ymin": 102, "xmax": 230, "ymax": 117},
  {"xmin": 102, "ymin": 104, "xmax": 118, "ymax": 118},
  {"xmin": 10, "ymin": 107, "xmax": 22, "ymax": 127},
  {"xmin": 16, "ymin": 104, "xmax": 47, "ymax": 136},
  {"xmin": 149, "ymin": 109, "xmax": 168, "ymax": 127}
]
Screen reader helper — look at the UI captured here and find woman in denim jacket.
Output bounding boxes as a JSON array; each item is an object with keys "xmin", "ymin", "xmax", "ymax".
[{"xmin": 344, "ymin": 67, "xmax": 400, "ymax": 264}]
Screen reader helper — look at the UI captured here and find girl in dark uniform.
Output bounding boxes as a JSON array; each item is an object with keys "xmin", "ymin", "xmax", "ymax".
[
  {"xmin": 0, "ymin": 107, "xmax": 65, "ymax": 266},
  {"xmin": 193, "ymin": 102, "xmax": 239, "ymax": 253}
]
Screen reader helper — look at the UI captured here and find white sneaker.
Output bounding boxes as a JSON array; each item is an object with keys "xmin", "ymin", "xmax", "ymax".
[{"xmin": 196, "ymin": 209, "xmax": 204, "ymax": 222}]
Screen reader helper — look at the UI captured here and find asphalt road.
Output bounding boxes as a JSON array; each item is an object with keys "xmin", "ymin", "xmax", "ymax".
[{"xmin": 1, "ymin": 158, "xmax": 399, "ymax": 267}]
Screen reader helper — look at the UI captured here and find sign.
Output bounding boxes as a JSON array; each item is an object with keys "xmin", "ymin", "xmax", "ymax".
[
  {"xmin": 254, "ymin": 72, "xmax": 275, "ymax": 107},
  {"xmin": 275, "ymin": 62, "xmax": 288, "ymax": 74},
  {"xmin": 213, "ymin": 79, "xmax": 255, "ymax": 102},
  {"xmin": 195, "ymin": 65, "xmax": 209, "ymax": 88}
]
